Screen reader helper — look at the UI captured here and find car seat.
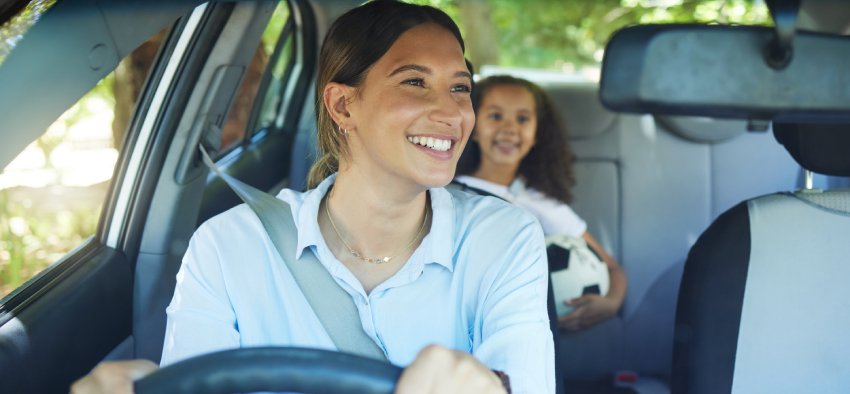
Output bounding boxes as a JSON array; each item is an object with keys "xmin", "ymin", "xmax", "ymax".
[
  {"xmin": 542, "ymin": 81, "xmax": 800, "ymax": 389},
  {"xmin": 672, "ymin": 123, "xmax": 850, "ymax": 393}
]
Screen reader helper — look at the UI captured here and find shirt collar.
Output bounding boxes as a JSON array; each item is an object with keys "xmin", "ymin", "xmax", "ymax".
[
  {"xmin": 293, "ymin": 174, "xmax": 334, "ymax": 261},
  {"xmin": 422, "ymin": 186, "xmax": 455, "ymax": 272},
  {"xmin": 292, "ymin": 174, "xmax": 456, "ymax": 272}
]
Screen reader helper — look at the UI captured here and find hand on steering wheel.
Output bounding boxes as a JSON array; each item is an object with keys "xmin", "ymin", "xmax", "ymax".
[{"xmin": 134, "ymin": 347, "xmax": 402, "ymax": 394}]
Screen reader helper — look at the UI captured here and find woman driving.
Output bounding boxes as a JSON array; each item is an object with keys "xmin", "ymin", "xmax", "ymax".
[{"xmin": 72, "ymin": 1, "xmax": 554, "ymax": 393}]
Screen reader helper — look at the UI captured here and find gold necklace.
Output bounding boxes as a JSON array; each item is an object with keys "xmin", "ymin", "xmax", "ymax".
[{"xmin": 324, "ymin": 194, "xmax": 429, "ymax": 264}]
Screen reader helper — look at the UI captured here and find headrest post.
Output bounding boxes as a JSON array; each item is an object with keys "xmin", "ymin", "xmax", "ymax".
[
  {"xmin": 764, "ymin": 0, "xmax": 801, "ymax": 69},
  {"xmin": 804, "ymin": 169, "xmax": 814, "ymax": 190}
]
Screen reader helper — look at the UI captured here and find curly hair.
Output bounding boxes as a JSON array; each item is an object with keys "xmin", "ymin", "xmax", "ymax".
[{"xmin": 457, "ymin": 75, "xmax": 576, "ymax": 204}]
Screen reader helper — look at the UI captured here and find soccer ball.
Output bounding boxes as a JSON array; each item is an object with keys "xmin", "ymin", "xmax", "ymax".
[{"xmin": 546, "ymin": 234, "xmax": 610, "ymax": 316}]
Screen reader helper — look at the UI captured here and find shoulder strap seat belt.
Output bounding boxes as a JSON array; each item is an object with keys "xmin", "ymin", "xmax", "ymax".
[{"xmin": 199, "ymin": 145, "xmax": 387, "ymax": 361}]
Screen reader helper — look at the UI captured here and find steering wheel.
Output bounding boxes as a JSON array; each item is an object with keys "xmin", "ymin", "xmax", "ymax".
[{"xmin": 134, "ymin": 347, "xmax": 403, "ymax": 394}]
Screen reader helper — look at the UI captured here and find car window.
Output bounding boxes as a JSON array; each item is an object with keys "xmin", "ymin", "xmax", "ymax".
[
  {"xmin": 0, "ymin": 28, "xmax": 170, "ymax": 299},
  {"xmin": 218, "ymin": 1, "xmax": 294, "ymax": 154}
]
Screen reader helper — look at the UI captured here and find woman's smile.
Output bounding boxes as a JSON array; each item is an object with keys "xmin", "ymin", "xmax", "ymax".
[
  {"xmin": 342, "ymin": 22, "xmax": 474, "ymax": 188},
  {"xmin": 406, "ymin": 134, "xmax": 459, "ymax": 161}
]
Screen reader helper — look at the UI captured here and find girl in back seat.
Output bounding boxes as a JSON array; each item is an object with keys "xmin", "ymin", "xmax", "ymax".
[
  {"xmin": 455, "ymin": 75, "xmax": 627, "ymax": 332},
  {"xmin": 72, "ymin": 4, "xmax": 553, "ymax": 393}
]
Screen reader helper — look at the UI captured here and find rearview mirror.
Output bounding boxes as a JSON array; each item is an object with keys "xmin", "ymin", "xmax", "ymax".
[{"xmin": 599, "ymin": 24, "xmax": 850, "ymax": 122}]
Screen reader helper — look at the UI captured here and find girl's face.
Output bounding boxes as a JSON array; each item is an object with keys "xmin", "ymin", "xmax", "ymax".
[
  {"xmin": 473, "ymin": 84, "xmax": 538, "ymax": 169},
  {"xmin": 343, "ymin": 23, "xmax": 474, "ymax": 190}
]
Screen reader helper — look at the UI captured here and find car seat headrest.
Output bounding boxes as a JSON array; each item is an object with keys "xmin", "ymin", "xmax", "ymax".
[
  {"xmin": 655, "ymin": 116, "xmax": 747, "ymax": 143},
  {"xmin": 773, "ymin": 122, "xmax": 850, "ymax": 176},
  {"xmin": 543, "ymin": 82, "xmax": 616, "ymax": 140}
]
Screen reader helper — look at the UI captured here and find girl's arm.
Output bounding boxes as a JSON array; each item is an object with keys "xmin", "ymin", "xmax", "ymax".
[
  {"xmin": 583, "ymin": 231, "xmax": 627, "ymax": 310},
  {"xmin": 558, "ymin": 232, "xmax": 628, "ymax": 332}
]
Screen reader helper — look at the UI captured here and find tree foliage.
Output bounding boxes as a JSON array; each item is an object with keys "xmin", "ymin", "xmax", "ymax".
[
  {"xmin": 410, "ymin": 0, "xmax": 770, "ymax": 72},
  {"xmin": 0, "ymin": 0, "xmax": 57, "ymax": 66}
]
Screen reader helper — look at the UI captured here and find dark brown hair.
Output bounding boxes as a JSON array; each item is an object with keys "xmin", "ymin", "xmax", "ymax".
[
  {"xmin": 458, "ymin": 75, "xmax": 576, "ymax": 204},
  {"xmin": 307, "ymin": 0, "xmax": 466, "ymax": 188}
]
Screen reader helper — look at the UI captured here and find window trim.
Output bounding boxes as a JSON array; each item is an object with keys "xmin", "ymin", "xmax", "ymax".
[
  {"xmin": 246, "ymin": 17, "xmax": 295, "ymax": 140},
  {"xmin": 0, "ymin": 239, "xmax": 100, "ymax": 319},
  {"xmin": 105, "ymin": 3, "xmax": 209, "ymax": 248}
]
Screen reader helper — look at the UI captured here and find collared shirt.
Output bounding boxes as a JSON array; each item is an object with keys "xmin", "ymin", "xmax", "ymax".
[
  {"xmin": 455, "ymin": 175, "xmax": 587, "ymax": 238},
  {"xmin": 161, "ymin": 174, "xmax": 554, "ymax": 393}
]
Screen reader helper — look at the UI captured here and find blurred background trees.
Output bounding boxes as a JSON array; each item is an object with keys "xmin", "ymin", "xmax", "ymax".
[{"xmin": 412, "ymin": 0, "xmax": 769, "ymax": 73}]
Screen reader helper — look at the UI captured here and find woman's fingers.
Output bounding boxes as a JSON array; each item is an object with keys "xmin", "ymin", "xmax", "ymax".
[
  {"xmin": 70, "ymin": 359, "xmax": 159, "ymax": 394},
  {"xmin": 395, "ymin": 345, "xmax": 506, "ymax": 394}
]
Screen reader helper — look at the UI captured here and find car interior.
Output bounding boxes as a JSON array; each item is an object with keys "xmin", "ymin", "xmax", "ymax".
[
  {"xmin": 0, "ymin": 0, "xmax": 848, "ymax": 393},
  {"xmin": 673, "ymin": 122, "xmax": 850, "ymax": 394},
  {"xmin": 598, "ymin": 7, "xmax": 850, "ymax": 393}
]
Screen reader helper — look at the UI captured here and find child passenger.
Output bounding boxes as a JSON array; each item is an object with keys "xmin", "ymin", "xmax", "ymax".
[
  {"xmin": 455, "ymin": 75, "xmax": 627, "ymax": 332},
  {"xmin": 72, "ymin": 3, "xmax": 553, "ymax": 394}
]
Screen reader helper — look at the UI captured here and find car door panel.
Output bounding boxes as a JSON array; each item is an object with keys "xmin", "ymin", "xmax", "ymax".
[{"xmin": 0, "ymin": 245, "xmax": 132, "ymax": 393}]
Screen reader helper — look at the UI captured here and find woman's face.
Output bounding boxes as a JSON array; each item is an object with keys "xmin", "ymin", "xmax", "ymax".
[
  {"xmin": 473, "ymin": 84, "xmax": 538, "ymax": 169},
  {"xmin": 344, "ymin": 23, "xmax": 474, "ymax": 189}
]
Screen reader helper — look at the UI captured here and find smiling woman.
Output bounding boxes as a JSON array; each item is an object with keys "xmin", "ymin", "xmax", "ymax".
[
  {"xmin": 7, "ymin": 0, "xmax": 848, "ymax": 393},
  {"xmin": 77, "ymin": 1, "xmax": 553, "ymax": 393},
  {"xmin": 320, "ymin": 22, "xmax": 473, "ymax": 194}
]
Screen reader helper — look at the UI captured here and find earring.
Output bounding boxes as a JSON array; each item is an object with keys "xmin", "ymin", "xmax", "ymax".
[{"xmin": 341, "ymin": 128, "xmax": 349, "ymax": 136}]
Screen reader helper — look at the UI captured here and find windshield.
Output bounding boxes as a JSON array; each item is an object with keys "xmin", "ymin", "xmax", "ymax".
[{"xmin": 412, "ymin": 0, "xmax": 770, "ymax": 80}]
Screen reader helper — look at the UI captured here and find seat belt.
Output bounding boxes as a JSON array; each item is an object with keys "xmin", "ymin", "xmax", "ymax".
[{"xmin": 199, "ymin": 145, "xmax": 387, "ymax": 361}]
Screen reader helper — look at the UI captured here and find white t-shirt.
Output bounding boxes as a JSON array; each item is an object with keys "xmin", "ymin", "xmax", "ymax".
[{"xmin": 454, "ymin": 175, "xmax": 587, "ymax": 238}]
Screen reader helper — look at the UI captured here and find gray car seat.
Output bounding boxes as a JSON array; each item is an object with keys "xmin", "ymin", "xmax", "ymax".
[
  {"xmin": 672, "ymin": 123, "xmax": 850, "ymax": 393},
  {"xmin": 541, "ymin": 81, "xmax": 801, "ymax": 388}
]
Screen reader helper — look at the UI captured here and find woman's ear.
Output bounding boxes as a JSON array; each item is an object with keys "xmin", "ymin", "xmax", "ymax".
[{"xmin": 323, "ymin": 82, "xmax": 356, "ymax": 130}]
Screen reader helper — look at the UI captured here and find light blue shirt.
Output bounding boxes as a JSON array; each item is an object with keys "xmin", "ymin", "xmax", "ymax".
[{"xmin": 161, "ymin": 175, "xmax": 555, "ymax": 393}]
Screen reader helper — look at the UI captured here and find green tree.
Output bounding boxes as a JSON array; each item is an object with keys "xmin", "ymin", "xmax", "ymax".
[
  {"xmin": 411, "ymin": 0, "xmax": 770, "ymax": 72},
  {"xmin": 0, "ymin": 0, "xmax": 57, "ymax": 66}
]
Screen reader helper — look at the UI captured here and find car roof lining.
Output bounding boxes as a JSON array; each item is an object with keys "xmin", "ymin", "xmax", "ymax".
[{"xmin": 0, "ymin": 0, "xmax": 203, "ymax": 169}]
